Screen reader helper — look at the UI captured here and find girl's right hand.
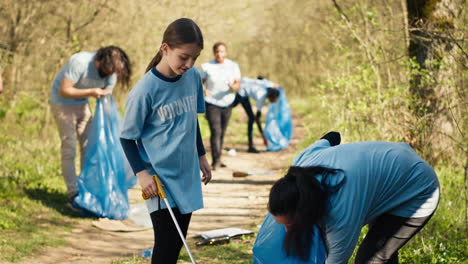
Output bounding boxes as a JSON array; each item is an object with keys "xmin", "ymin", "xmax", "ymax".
[{"xmin": 136, "ymin": 170, "xmax": 158, "ymax": 199}]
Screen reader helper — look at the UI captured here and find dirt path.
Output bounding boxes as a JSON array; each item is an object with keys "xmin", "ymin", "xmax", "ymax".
[{"xmin": 13, "ymin": 109, "xmax": 304, "ymax": 264}]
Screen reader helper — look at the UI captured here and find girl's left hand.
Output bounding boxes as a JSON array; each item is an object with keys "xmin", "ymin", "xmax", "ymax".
[{"xmin": 199, "ymin": 155, "xmax": 212, "ymax": 185}]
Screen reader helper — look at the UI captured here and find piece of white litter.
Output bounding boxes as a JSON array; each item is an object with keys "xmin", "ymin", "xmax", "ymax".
[{"xmin": 196, "ymin": 227, "xmax": 253, "ymax": 239}]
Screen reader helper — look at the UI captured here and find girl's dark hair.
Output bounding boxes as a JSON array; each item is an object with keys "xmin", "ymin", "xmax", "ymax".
[
  {"xmin": 268, "ymin": 166, "xmax": 339, "ymax": 261},
  {"xmin": 212, "ymin": 41, "xmax": 226, "ymax": 53},
  {"xmin": 266, "ymin": 88, "xmax": 280, "ymax": 100},
  {"xmin": 145, "ymin": 18, "xmax": 204, "ymax": 72},
  {"xmin": 95, "ymin": 46, "xmax": 132, "ymax": 89}
]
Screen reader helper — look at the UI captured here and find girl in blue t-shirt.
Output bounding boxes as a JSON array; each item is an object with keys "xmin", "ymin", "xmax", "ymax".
[
  {"xmin": 267, "ymin": 132, "xmax": 439, "ymax": 264},
  {"xmin": 120, "ymin": 18, "xmax": 211, "ymax": 264}
]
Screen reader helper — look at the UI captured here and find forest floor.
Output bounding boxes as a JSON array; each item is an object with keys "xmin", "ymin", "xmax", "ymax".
[{"xmin": 8, "ymin": 110, "xmax": 305, "ymax": 264}]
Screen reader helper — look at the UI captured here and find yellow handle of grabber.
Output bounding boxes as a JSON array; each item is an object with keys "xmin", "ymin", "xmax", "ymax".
[
  {"xmin": 142, "ymin": 175, "xmax": 166, "ymax": 200},
  {"xmin": 141, "ymin": 175, "xmax": 197, "ymax": 264}
]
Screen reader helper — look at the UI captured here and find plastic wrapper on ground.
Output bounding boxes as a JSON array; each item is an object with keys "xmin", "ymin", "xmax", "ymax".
[
  {"xmin": 74, "ymin": 95, "xmax": 136, "ymax": 220},
  {"xmin": 253, "ymin": 213, "xmax": 326, "ymax": 264},
  {"xmin": 264, "ymin": 87, "xmax": 293, "ymax": 151}
]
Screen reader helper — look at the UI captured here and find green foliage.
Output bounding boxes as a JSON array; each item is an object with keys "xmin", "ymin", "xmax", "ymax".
[
  {"xmin": 317, "ymin": 63, "xmax": 410, "ymax": 142},
  {"xmin": 0, "ymin": 94, "xmax": 79, "ymax": 262}
]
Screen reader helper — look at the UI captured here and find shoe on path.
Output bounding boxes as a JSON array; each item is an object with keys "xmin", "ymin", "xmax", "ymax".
[{"xmin": 247, "ymin": 147, "xmax": 260, "ymax": 153}]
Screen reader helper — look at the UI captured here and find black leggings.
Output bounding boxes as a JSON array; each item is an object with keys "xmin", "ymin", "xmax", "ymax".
[
  {"xmin": 354, "ymin": 213, "xmax": 434, "ymax": 264},
  {"xmin": 150, "ymin": 208, "xmax": 192, "ymax": 264},
  {"xmin": 231, "ymin": 94, "xmax": 256, "ymax": 147}
]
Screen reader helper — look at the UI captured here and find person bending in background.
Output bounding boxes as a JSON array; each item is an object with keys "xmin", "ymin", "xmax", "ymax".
[
  {"xmin": 268, "ymin": 132, "xmax": 440, "ymax": 263},
  {"xmin": 199, "ymin": 42, "xmax": 241, "ymax": 170},
  {"xmin": 49, "ymin": 46, "xmax": 131, "ymax": 203},
  {"xmin": 232, "ymin": 76, "xmax": 280, "ymax": 153}
]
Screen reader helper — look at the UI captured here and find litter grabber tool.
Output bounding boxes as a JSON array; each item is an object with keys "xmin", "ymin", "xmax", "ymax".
[
  {"xmin": 232, "ymin": 170, "xmax": 274, "ymax": 178},
  {"xmin": 142, "ymin": 175, "xmax": 197, "ymax": 264}
]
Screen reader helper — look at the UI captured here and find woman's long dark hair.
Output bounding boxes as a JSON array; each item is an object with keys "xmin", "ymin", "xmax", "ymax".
[
  {"xmin": 268, "ymin": 166, "xmax": 340, "ymax": 261},
  {"xmin": 145, "ymin": 18, "xmax": 204, "ymax": 73},
  {"xmin": 95, "ymin": 46, "xmax": 132, "ymax": 89}
]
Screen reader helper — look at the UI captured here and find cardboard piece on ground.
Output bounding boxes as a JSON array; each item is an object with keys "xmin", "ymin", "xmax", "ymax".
[
  {"xmin": 92, "ymin": 218, "xmax": 151, "ymax": 232},
  {"xmin": 196, "ymin": 227, "xmax": 253, "ymax": 239}
]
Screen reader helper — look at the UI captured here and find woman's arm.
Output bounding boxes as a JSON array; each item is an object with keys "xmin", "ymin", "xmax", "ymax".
[{"xmin": 59, "ymin": 76, "xmax": 111, "ymax": 99}]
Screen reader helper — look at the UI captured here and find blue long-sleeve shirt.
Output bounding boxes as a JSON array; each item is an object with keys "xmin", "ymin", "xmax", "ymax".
[{"xmin": 293, "ymin": 139, "xmax": 439, "ymax": 263}]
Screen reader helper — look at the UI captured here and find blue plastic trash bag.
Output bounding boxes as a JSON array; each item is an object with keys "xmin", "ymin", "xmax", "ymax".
[
  {"xmin": 74, "ymin": 95, "xmax": 136, "ymax": 219},
  {"xmin": 253, "ymin": 213, "xmax": 326, "ymax": 264},
  {"xmin": 264, "ymin": 87, "xmax": 293, "ymax": 151}
]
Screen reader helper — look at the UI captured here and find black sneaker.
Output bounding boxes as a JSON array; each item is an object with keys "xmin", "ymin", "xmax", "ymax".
[
  {"xmin": 212, "ymin": 161, "xmax": 227, "ymax": 170},
  {"xmin": 66, "ymin": 197, "xmax": 97, "ymax": 218},
  {"xmin": 247, "ymin": 147, "xmax": 260, "ymax": 153}
]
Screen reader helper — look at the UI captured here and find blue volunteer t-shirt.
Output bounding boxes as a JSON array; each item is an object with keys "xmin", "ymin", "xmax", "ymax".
[
  {"xmin": 239, "ymin": 77, "xmax": 275, "ymax": 110},
  {"xmin": 293, "ymin": 140, "xmax": 440, "ymax": 264},
  {"xmin": 49, "ymin": 52, "xmax": 117, "ymax": 105},
  {"xmin": 120, "ymin": 67, "xmax": 205, "ymax": 214}
]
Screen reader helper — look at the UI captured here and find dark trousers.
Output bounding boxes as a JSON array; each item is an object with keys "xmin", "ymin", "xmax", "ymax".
[
  {"xmin": 354, "ymin": 213, "xmax": 434, "ymax": 264},
  {"xmin": 205, "ymin": 103, "xmax": 232, "ymax": 165},
  {"xmin": 150, "ymin": 208, "xmax": 192, "ymax": 264},
  {"xmin": 231, "ymin": 94, "xmax": 255, "ymax": 147}
]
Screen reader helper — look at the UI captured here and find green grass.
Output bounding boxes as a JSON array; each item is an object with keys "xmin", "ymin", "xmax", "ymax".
[
  {"xmin": 1, "ymin": 94, "xmax": 466, "ymax": 263},
  {"xmin": 396, "ymin": 167, "xmax": 467, "ymax": 263},
  {"xmin": 112, "ymin": 235, "xmax": 256, "ymax": 264},
  {"xmin": 0, "ymin": 94, "xmax": 85, "ymax": 262}
]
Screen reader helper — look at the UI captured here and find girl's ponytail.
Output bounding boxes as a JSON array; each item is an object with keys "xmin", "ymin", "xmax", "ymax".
[{"xmin": 145, "ymin": 51, "xmax": 162, "ymax": 73}]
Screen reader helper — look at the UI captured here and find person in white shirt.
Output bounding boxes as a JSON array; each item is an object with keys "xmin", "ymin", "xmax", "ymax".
[{"xmin": 199, "ymin": 42, "xmax": 241, "ymax": 169}]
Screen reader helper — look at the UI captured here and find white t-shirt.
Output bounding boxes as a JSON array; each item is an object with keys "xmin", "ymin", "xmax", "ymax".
[
  {"xmin": 199, "ymin": 59, "xmax": 241, "ymax": 107},
  {"xmin": 239, "ymin": 77, "xmax": 275, "ymax": 110}
]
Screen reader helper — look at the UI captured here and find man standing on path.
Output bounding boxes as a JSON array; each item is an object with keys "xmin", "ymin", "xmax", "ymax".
[{"xmin": 199, "ymin": 42, "xmax": 241, "ymax": 170}]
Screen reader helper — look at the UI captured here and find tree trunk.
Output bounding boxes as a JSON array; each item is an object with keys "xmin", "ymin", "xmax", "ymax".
[{"xmin": 406, "ymin": 0, "xmax": 464, "ymax": 163}]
